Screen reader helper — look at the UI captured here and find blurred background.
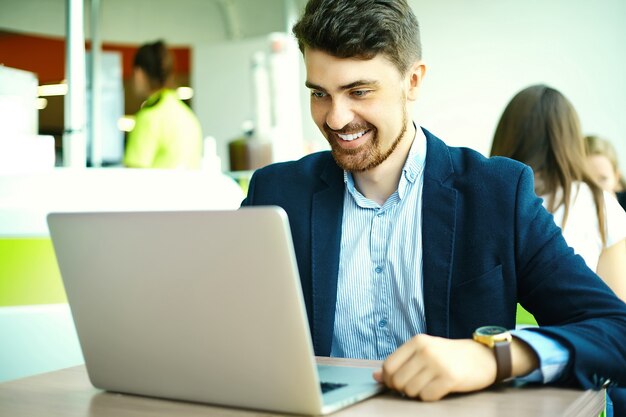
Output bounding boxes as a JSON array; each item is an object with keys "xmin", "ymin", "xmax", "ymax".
[
  {"xmin": 1, "ymin": 0, "xmax": 624, "ymax": 170},
  {"xmin": 0, "ymin": 0, "xmax": 625, "ymax": 383}
]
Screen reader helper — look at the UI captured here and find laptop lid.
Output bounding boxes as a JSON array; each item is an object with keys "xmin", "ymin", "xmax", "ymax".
[{"xmin": 47, "ymin": 207, "xmax": 380, "ymax": 415}]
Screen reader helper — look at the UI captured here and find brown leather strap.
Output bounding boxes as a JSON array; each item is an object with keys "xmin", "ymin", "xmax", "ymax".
[{"xmin": 494, "ymin": 340, "xmax": 512, "ymax": 382}]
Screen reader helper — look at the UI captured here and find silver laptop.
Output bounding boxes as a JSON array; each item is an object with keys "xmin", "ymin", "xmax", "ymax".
[{"xmin": 47, "ymin": 207, "xmax": 383, "ymax": 415}]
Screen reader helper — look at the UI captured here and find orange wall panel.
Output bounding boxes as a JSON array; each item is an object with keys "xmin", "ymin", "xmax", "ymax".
[{"xmin": 0, "ymin": 32, "xmax": 190, "ymax": 84}]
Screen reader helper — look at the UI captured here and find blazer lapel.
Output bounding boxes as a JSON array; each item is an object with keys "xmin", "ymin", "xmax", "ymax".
[
  {"xmin": 310, "ymin": 158, "xmax": 344, "ymax": 355},
  {"xmin": 421, "ymin": 130, "xmax": 457, "ymax": 338}
]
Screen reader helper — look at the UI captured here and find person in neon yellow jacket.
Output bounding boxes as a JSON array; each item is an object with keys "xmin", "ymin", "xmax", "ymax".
[{"xmin": 124, "ymin": 40, "xmax": 202, "ymax": 169}]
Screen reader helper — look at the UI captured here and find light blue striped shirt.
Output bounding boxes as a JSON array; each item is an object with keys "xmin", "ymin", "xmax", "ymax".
[
  {"xmin": 330, "ymin": 126, "xmax": 568, "ymax": 384},
  {"xmin": 331, "ymin": 127, "xmax": 427, "ymax": 360}
]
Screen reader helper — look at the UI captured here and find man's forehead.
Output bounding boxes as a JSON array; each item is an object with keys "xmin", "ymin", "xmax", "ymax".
[{"xmin": 304, "ymin": 49, "xmax": 402, "ymax": 88}]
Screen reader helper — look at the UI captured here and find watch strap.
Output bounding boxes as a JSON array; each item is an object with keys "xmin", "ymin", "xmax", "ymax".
[{"xmin": 494, "ymin": 340, "xmax": 512, "ymax": 382}]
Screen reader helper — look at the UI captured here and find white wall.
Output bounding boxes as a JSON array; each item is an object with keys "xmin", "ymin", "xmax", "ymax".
[
  {"xmin": 193, "ymin": 32, "xmax": 315, "ymax": 168},
  {"xmin": 192, "ymin": 36, "xmax": 270, "ymax": 165},
  {"xmin": 410, "ymin": 0, "xmax": 626, "ymax": 167}
]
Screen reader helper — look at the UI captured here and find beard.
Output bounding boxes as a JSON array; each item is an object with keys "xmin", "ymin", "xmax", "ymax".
[{"xmin": 324, "ymin": 110, "xmax": 408, "ymax": 172}]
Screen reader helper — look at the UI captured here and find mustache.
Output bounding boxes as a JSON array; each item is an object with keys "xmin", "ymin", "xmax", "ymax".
[{"xmin": 323, "ymin": 122, "xmax": 374, "ymax": 135}]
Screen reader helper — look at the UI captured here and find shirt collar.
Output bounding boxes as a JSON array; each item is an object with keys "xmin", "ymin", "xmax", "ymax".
[
  {"xmin": 402, "ymin": 123, "xmax": 427, "ymax": 184},
  {"xmin": 143, "ymin": 88, "xmax": 170, "ymax": 108}
]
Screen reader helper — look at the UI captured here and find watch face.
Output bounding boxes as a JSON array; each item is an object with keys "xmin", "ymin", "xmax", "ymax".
[{"xmin": 475, "ymin": 325, "xmax": 508, "ymax": 336}]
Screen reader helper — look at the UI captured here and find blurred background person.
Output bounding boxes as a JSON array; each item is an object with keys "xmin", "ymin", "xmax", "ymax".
[
  {"xmin": 585, "ymin": 135, "xmax": 626, "ymax": 211},
  {"xmin": 124, "ymin": 40, "xmax": 202, "ymax": 169},
  {"xmin": 490, "ymin": 84, "xmax": 626, "ymax": 301}
]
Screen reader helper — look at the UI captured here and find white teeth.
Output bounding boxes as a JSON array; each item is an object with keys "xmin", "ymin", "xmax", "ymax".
[{"xmin": 338, "ymin": 130, "xmax": 368, "ymax": 141}]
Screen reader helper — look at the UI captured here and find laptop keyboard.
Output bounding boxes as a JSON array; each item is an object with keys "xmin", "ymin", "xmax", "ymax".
[{"xmin": 320, "ymin": 382, "xmax": 348, "ymax": 393}]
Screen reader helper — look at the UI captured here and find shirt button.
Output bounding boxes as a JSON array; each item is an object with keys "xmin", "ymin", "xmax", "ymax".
[
  {"xmin": 376, "ymin": 211, "xmax": 384, "ymax": 217},
  {"xmin": 378, "ymin": 319, "xmax": 387, "ymax": 327},
  {"xmin": 375, "ymin": 266, "xmax": 383, "ymax": 273}
]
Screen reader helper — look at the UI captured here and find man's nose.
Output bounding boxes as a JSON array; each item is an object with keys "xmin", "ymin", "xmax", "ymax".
[{"xmin": 326, "ymin": 99, "xmax": 354, "ymax": 131}]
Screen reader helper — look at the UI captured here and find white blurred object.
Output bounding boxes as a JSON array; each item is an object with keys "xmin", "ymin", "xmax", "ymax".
[
  {"xmin": 117, "ymin": 116, "xmax": 136, "ymax": 132},
  {"xmin": 202, "ymin": 136, "xmax": 222, "ymax": 173},
  {"xmin": 251, "ymin": 51, "xmax": 272, "ymax": 141},
  {"xmin": 0, "ymin": 304, "xmax": 83, "ymax": 383},
  {"xmin": 36, "ymin": 98, "xmax": 48, "ymax": 110},
  {"xmin": 0, "ymin": 66, "xmax": 38, "ymax": 139},
  {"xmin": 176, "ymin": 86, "xmax": 194, "ymax": 100},
  {"xmin": 0, "ymin": 168, "xmax": 245, "ymax": 237},
  {"xmin": 63, "ymin": 0, "xmax": 87, "ymax": 168},
  {"xmin": 267, "ymin": 32, "xmax": 303, "ymax": 162},
  {"xmin": 37, "ymin": 82, "xmax": 68, "ymax": 97},
  {"xmin": 0, "ymin": 66, "xmax": 55, "ymax": 173},
  {"xmin": 86, "ymin": 51, "xmax": 124, "ymax": 165},
  {"xmin": 0, "ymin": 135, "xmax": 56, "ymax": 174}
]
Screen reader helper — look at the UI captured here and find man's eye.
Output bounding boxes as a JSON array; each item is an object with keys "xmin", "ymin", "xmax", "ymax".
[
  {"xmin": 352, "ymin": 90, "xmax": 371, "ymax": 97},
  {"xmin": 311, "ymin": 91, "xmax": 326, "ymax": 98}
]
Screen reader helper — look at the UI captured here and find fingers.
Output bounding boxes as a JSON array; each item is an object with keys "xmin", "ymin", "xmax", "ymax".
[
  {"xmin": 383, "ymin": 356, "xmax": 449, "ymax": 401},
  {"xmin": 380, "ymin": 335, "xmax": 434, "ymax": 397},
  {"xmin": 385, "ymin": 349, "xmax": 427, "ymax": 391},
  {"xmin": 381, "ymin": 335, "xmax": 426, "ymax": 389},
  {"xmin": 402, "ymin": 367, "xmax": 437, "ymax": 398},
  {"xmin": 415, "ymin": 376, "xmax": 453, "ymax": 402}
]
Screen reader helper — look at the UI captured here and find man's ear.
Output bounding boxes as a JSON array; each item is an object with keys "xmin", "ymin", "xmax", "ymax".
[{"xmin": 406, "ymin": 61, "xmax": 426, "ymax": 101}]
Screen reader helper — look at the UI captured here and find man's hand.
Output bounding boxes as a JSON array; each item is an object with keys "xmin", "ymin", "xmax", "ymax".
[{"xmin": 372, "ymin": 334, "xmax": 539, "ymax": 401}]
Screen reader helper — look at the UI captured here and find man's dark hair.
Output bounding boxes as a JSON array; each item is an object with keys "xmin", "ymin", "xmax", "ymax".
[{"xmin": 292, "ymin": 0, "xmax": 421, "ymax": 74}]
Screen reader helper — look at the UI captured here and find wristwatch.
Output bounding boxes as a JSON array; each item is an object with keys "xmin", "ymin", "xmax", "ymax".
[{"xmin": 472, "ymin": 325, "xmax": 513, "ymax": 383}]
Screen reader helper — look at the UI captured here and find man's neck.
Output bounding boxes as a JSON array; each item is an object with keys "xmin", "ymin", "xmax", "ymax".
[{"xmin": 352, "ymin": 123, "xmax": 417, "ymax": 205}]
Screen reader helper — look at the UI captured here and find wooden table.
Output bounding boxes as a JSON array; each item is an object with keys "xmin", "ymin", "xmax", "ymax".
[{"xmin": 0, "ymin": 358, "xmax": 604, "ymax": 417}]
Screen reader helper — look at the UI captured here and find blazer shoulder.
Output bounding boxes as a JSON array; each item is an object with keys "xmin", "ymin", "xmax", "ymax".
[
  {"xmin": 423, "ymin": 129, "xmax": 530, "ymax": 187},
  {"xmin": 244, "ymin": 151, "xmax": 341, "ymax": 206},
  {"xmin": 457, "ymin": 149, "xmax": 527, "ymax": 177}
]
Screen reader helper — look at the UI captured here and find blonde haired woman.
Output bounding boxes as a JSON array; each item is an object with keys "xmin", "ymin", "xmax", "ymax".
[{"xmin": 585, "ymin": 135, "xmax": 626, "ymax": 211}]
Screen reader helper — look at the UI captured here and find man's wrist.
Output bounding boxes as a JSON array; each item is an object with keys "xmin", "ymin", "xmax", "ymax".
[{"xmin": 511, "ymin": 336, "xmax": 540, "ymax": 378}]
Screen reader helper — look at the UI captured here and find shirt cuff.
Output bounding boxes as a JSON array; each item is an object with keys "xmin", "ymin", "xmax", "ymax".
[{"xmin": 510, "ymin": 329, "xmax": 570, "ymax": 384}]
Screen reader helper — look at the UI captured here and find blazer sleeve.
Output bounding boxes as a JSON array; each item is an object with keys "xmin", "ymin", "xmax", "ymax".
[{"xmin": 514, "ymin": 166, "xmax": 626, "ymax": 389}]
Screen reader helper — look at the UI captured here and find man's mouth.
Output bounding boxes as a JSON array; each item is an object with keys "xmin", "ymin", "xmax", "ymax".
[{"xmin": 337, "ymin": 129, "xmax": 371, "ymax": 141}]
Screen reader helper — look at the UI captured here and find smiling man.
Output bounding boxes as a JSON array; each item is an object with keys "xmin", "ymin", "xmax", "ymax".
[
  {"xmin": 241, "ymin": 0, "xmax": 626, "ymax": 405},
  {"xmin": 305, "ymin": 50, "xmax": 417, "ymax": 204}
]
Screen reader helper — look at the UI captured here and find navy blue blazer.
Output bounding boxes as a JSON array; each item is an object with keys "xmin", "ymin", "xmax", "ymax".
[{"xmin": 242, "ymin": 129, "xmax": 626, "ymax": 390}]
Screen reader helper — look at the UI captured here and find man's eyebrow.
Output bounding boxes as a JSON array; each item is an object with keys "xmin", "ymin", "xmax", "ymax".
[
  {"xmin": 339, "ymin": 80, "xmax": 379, "ymax": 90},
  {"xmin": 304, "ymin": 80, "xmax": 379, "ymax": 91},
  {"xmin": 305, "ymin": 81, "xmax": 326, "ymax": 91}
]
